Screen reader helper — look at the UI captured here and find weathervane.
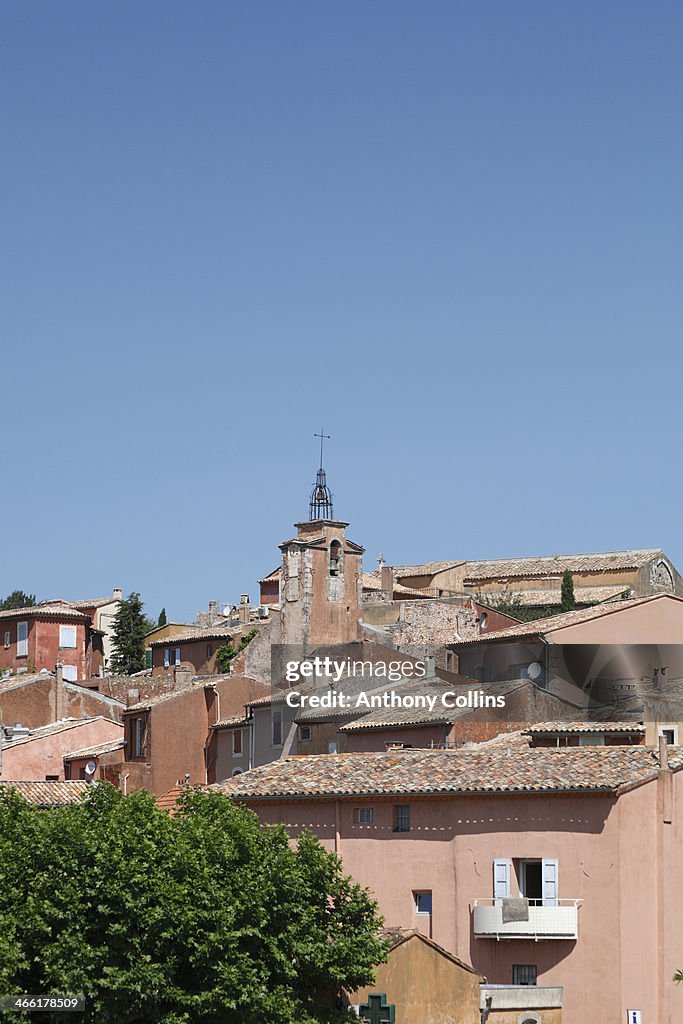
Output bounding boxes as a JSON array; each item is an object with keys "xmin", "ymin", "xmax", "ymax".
[{"xmin": 309, "ymin": 429, "xmax": 334, "ymax": 520}]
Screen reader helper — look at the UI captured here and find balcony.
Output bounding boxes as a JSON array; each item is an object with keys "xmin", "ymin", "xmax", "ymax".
[{"xmin": 471, "ymin": 899, "xmax": 580, "ymax": 940}]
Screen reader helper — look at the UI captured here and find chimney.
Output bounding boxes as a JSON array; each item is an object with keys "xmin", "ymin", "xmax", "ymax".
[
  {"xmin": 113, "ymin": 588, "xmax": 123, "ymax": 601},
  {"xmin": 381, "ymin": 565, "xmax": 394, "ymax": 597},
  {"xmin": 55, "ymin": 664, "xmax": 65, "ymax": 721},
  {"xmin": 659, "ymin": 734, "xmax": 669, "ymax": 771},
  {"xmin": 423, "ymin": 655, "xmax": 436, "ymax": 678},
  {"xmin": 239, "ymin": 595, "xmax": 250, "ymax": 624},
  {"xmin": 208, "ymin": 600, "xmax": 218, "ymax": 620}
]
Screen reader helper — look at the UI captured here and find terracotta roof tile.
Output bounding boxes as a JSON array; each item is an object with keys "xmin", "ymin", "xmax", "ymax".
[
  {"xmin": 63, "ymin": 738, "xmax": 125, "ymax": 760},
  {"xmin": 2, "ymin": 717, "xmax": 113, "ymax": 748},
  {"xmin": 453, "ymin": 594, "xmax": 682, "ymax": 645},
  {"xmin": 0, "ymin": 602, "xmax": 90, "ymax": 622},
  {"xmin": 463, "ymin": 549, "xmax": 662, "ymax": 581},
  {"xmin": 213, "ymin": 746, "xmax": 681, "ymax": 800},
  {"xmin": 526, "ymin": 721, "xmax": 645, "ymax": 734},
  {"xmin": 0, "ymin": 781, "xmax": 90, "ymax": 806}
]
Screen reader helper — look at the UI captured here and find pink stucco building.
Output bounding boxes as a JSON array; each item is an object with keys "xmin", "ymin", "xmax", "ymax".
[
  {"xmin": 1, "ymin": 717, "xmax": 123, "ymax": 781},
  {"xmin": 217, "ymin": 743, "xmax": 683, "ymax": 1023}
]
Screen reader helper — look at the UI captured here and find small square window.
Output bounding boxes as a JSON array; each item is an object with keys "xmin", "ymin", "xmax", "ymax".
[
  {"xmin": 512, "ymin": 964, "xmax": 537, "ymax": 986},
  {"xmin": 393, "ymin": 805, "xmax": 411, "ymax": 833},
  {"xmin": 59, "ymin": 625, "xmax": 77, "ymax": 649},
  {"xmin": 45, "ymin": 775, "xmax": 60, "ymax": 782},
  {"xmin": 414, "ymin": 891, "xmax": 432, "ymax": 915},
  {"xmin": 353, "ymin": 807, "xmax": 374, "ymax": 825},
  {"xmin": 298, "ymin": 725, "xmax": 312, "ymax": 742}
]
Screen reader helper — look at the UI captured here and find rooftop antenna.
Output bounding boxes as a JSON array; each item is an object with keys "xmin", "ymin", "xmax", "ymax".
[{"xmin": 309, "ymin": 429, "xmax": 334, "ymax": 520}]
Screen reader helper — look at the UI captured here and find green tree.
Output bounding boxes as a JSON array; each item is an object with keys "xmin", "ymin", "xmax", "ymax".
[
  {"xmin": 0, "ymin": 785, "xmax": 386, "ymax": 1024},
  {"xmin": 158, "ymin": 607, "xmax": 167, "ymax": 627},
  {"xmin": 110, "ymin": 592, "xmax": 149, "ymax": 675},
  {"xmin": 216, "ymin": 628, "xmax": 259, "ymax": 673},
  {"xmin": 561, "ymin": 570, "xmax": 576, "ymax": 612},
  {"xmin": 0, "ymin": 590, "xmax": 36, "ymax": 611}
]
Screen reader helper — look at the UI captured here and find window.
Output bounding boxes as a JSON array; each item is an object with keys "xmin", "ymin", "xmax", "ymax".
[
  {"xmin": 132, "ymin": 717, "xmax": 145, "ymax": 758},
  {"xmin": 45, "ymin": 775, "xmax": 60, "ymax": 782},
  {"xmin": 393, "ymin": 805, "xmax": 411, "ymax": 833},
  {"xmin": 207, "ymin": 644, "xmax": 213, "ymax": 658},
  {"xmin": 232, "ymin": 729, "xmax": 242, "ymax": 755},
  {"xmin": 579, "ymin": 733, "xmax": 604, "ymax": 746},
  {"xmin": 17, "ymin": 621, "xmax": 28, "ymax": 657},
  {"xmin": 414, "ymin": 891, "xmax": 432, "ymax": 915},
  {"xmin": 519, "ymin": 860, "xmax": 542, "ymax": 902},
  {"xmin": 298, "ymin": 725, "xmax": 312, "ymax": 742},
  {"xmin": 518, "ymin": 858, "xmax": 558, "ymax": 906},
  {"xmin": 512, "ymin": 964, "xmax": 537, "ymax": 986},
  {"xmin": 659, "ymin": 726, "xmax": 678, "ymax": 745},
  {"xmin": 3, "ymin": 631, "xmax": 9, "ymax": 649},
  {"xmin": 353, "ymin": 807, "xmax": 374, "ymax": 825},
  {"xmin": 480, "ymin": 612, "xmax": 488, "ymax": 630},
  {"xmin": 61, "ymin": 664, "xmax": 78, "ymax": 682},
  {"xmin": 232, "ymin": 768, "xmax": 243, "ymax": 777},
  {"xmin": 163, "ymin": 648, "xmax": 181, "ymax": 668},
  {"xmin": 59, "ymin": 625, "xmax": 77, "ymax": 649},
  {"xmin": 272, "ymin": 710, "xmax": 283, "ymax": 746}
]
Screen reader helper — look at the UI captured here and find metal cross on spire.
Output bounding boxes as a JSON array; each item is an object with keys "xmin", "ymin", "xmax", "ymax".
[
  {"xmin": 309, "ymin": 429, "xmax": 334, "ymax": 520},
  {"xmin": 314, "ymin": 429, "xmax": 330, "ymax": 470}
]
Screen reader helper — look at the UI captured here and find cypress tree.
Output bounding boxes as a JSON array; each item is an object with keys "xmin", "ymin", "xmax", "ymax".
[{"xmin": 561, "ymin": 570, "xmax": 576, "ymax": 612}]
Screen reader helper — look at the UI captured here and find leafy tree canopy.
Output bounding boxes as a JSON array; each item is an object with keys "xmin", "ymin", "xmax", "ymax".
[
  {"xmin": 0, "ymin": 785, "xmax": 386, "ymax": 1024},
  {"xmin": 216, "ymin": 628, "xmax": 259, "ymax": 674},
  {"xmin": 110, "ymin": 592, "xmax": 150, "ymax": 675},
  {"xmin": 476, "ymin": 590, "xmax": 556, "ymax": 623},
  {"xmin": 0, "ymin": 590, "xmax": 36, "ymax": 611}
]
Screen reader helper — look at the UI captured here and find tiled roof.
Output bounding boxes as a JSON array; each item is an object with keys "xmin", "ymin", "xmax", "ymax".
[
  {"xmin": 258, "ymin": 568, "xmax": 281, "ymax": 584},
  {"xmin": 0, "ymin": 602, "xmax": 90, "ymax": 622},
  {"xmin": 149, "ymin": 623, "xmax": 251, "ymax": 646},
  {"xmin": 213, "ymin": 746, "xmax": 682, "ymax": 800},
  {"xmin": 70, "ymin": 597, "xmax": 120, "ymax": 609},
  {"xmin": 2, "ymin": 717, "xmax": 112, "ymax": 748},
  {"xmin": 212, "ymin": 715, "xmax": 250, "ymax": 729},
  {"xmin": 487, "ymin": 585, "xmax": 632, "ymax": 607},
  {"xmin": 453, "ymin": 594, "xmax": 681, "ymax": 645},
  {"xmin": 526, "ymin": 721, "xmax": 645, "ymax": 734},
  {"xmin": 361, "ymin": 572, "xmax": 433, "ymax": 598},
  {"xmin": 463, "ymin": 549, "xmax": 662, "ymax": 581},
  {"xmin": 63, "ymin": 738, "xmax": 125, "ymax": 760},
  {"xmin": 393, "ymin": 561, "xmax": 464, "ymax": 578},
  {"xmin": 0, "ymin": 781, "xmax": 90, "ymax": 806}
]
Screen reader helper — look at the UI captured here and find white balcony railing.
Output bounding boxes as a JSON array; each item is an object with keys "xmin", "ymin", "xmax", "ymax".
[{"xmin": 471, "ymin": 899, "xmax": 580, "ymax": 940}]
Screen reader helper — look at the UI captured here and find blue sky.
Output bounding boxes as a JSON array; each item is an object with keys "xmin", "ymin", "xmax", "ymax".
[{"xmin": 2, "ymin": 2, "xmax": 682, "ymax": 622}]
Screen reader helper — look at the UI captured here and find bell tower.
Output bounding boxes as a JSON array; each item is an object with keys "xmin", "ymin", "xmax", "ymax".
[{"xmin": 279, "ymin": 434, "xmax": 364, "ymax": 648}]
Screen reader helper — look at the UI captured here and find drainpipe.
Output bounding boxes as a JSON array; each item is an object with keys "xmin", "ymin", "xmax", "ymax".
[{"xmin": 334, "ymin": 799, "xmax": 341, "ymax": 855}]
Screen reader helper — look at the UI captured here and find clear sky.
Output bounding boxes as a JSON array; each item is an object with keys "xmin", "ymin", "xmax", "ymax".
[{"xmin": 2, "ymin": 2, "xmax": 682, "ymax": 622}]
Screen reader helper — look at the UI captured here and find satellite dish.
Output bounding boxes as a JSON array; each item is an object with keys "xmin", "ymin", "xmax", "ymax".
[
  {"xmin": 527, "ymin": 662, "xmax": 543, "ymax": 681},
  {"xmin": 85, "ymin": 760, "xmax": 97, "ymax": 776},
  {"xmin": 222, "ymin": 606, "xmax": 231, "ymax": 617}
]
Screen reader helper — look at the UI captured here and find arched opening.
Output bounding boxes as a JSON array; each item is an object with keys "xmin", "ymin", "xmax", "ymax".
[{"xmin": 329, "ymin": 540, "xmax": 342, "ymax": 577}]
